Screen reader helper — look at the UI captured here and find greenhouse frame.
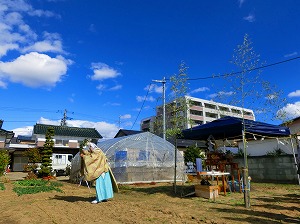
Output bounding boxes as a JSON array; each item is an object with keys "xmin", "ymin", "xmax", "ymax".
[{"xmin": 70, "ymin": 132, "xmax": 184, "ymax": 184}]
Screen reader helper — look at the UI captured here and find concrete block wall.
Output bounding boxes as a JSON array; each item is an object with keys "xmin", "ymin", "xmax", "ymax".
[{"xmin": 234, "ymin": 155, "xmax": 298, "ymax": 183}]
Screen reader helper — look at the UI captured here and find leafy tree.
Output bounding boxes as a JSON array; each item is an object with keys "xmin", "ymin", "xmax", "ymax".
[
  {"xmin": 0, "ymin": 150, "xmax": 10, "ymax": 176},
  {"xmin": 23, "ymin": 148, "xmax": 42, "ymax": 163},
  {"xmin": 214, "ymin": 34, "xmax": 287, "ymax": 208},
  {"xmin": 23, "ymin": 148, "xmax": 42, "ymax": 172},
  {"xmin": 215, "ymin": 34, "xmax": 286, "ymax": 122},
  {"xmin": 39, "ymin": 128, "xmax": 54, "ymax": 177},
  {"xmin": 184, "ymin": 146, "xmax": 205, "ymax": 164},
  {"xmin": 166, "ymin": 61, "xmax": 190, "ymax": 140},
  {"xmin": 163, "ymin": 61, "xmax": 191, "ymax": 193}
]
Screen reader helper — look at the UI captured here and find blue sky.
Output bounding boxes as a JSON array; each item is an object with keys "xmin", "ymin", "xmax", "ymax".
[{"xmin": 0, "ymin": 0, "xmax": 299, "ymax": 139}]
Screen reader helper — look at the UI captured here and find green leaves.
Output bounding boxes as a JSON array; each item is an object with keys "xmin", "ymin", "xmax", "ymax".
[
  {"xmin": 13, "ymin": 179, "xmax": 63, "ymax": 196},
  {"xmin": 0, "ymin": 150, "xmax": 10, "ymax": 176}
]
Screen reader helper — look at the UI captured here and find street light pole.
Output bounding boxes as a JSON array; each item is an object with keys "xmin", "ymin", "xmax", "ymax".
[{"xmin": 152, "ymin": 77, "xmax": 166, "ymax": 140}]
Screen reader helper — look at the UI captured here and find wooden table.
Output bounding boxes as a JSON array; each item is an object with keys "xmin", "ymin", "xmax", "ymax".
[{"xmin": 197, "ymin": 171, "xmax": 231, "ymax": 195}]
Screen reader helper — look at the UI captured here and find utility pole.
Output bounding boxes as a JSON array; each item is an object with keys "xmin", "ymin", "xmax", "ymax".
[
  {"xmin": 61, "ymin": 109, "xmax": 67, "ymax": 126},
  {"xmin": 152, "ymin": 77, "xmax": 166, "ymax": 140},
  {"xmin": 60, "ymin": 109, "xmax": 73, "ymax": 126}
]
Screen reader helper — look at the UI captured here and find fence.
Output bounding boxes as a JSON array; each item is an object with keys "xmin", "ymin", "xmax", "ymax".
[{"xmin": 234, "ymin": 155, "xmax": 298, "ymax": 183}]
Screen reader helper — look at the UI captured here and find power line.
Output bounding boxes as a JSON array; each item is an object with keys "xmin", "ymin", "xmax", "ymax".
[
  {"xmin": 164, "ymin": 56, "xmax": 300, "ymax": 81},
  {"xmin": 131, "ymin": 83, "xmax": 153, "ymax": 130}
]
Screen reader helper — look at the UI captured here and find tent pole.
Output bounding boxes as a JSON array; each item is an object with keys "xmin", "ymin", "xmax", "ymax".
[
  {"xmin": 242, "ymin": 129, "xmax": 250, "ymax": 208},
  {"xmin": 289, "ymin": 136, "xmax": 300, "ymax": 185}
]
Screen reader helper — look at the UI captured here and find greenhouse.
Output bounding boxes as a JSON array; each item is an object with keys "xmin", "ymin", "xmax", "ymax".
[{"xmin": 69, "ymin": 132, "xmax": 184, "ymax": 184}]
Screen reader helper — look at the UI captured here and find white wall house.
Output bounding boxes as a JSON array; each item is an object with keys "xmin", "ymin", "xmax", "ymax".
[{"xmin": 238, "ymin": 138, "xmax": 296, "ymax": 157}]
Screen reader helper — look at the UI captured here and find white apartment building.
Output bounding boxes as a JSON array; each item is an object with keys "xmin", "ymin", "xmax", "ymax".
[{"xmin": 141, "ymin": 96, "xmax": 255, "ymax": 133}]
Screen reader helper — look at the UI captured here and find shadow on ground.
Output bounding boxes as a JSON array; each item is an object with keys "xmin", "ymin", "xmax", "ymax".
[{"xmin": 51, "ymin": 195, "xmax": 94, "ymax": 202}]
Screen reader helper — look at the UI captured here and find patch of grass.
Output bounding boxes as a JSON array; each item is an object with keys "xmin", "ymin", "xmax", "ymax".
[
  {"xmin": 13, "ymin": 179, "xmax": 63, "ymax": 196},
  {"xmin": 0, "ymin": 182, "xmax": 5, "ymax": 190}
]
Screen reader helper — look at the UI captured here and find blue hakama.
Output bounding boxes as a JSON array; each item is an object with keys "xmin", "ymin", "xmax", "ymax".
[{"xmin": 95, "ymin": 171, "xmax": 114, "ymax": 202}]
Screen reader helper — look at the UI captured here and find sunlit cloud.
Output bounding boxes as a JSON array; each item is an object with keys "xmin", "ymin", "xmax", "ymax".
[
  {"xmin": 288, "ymin": 90, "xmax": 300, "ymax": 98},
  {"xmin": 136, "ymin": 95, "xmax": 156, "ymax": 102},
  {"xmin": 284, "ymin": 52, "xmax": 298, "ymax": 58},
  {"xmin": 109, "ymin": 84, "xmax": 122, "ymax": 91},
  {"xmin": 238, "ymin": 0, "xmax": 246, "ymax": 7},
  {"xmin": 243, "ymin": 13, "xmax": 255, "ymax": 22},
  {"xmin": 0, "ymin": 52, "xmax": 71, "ymax": 88},
  {"xmin": 90, "ymin": 63, "xmax": 120, "ymax": 81},
  {"xmin": 277, "ymin": 102, "xmax": 300, "ymax": 120},
  {"xmin": 190, "ymin": 87, "xmax": 210, "ymax": 94},
  {"xmin": 208, "ymin": 91, "xmax": 235, "ymax": 99},
  {"xmin": 120, "ymin": 114, "xmax": 131, "ymax": 119},
  {"xmin": 144, "ymin": 84, "xmax": 163, "ymax": 94}
]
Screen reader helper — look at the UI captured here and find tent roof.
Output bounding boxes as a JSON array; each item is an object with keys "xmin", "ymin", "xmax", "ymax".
[{"xmin": 181, "ymin": 116, "xmax": 290, "ymax": 140}]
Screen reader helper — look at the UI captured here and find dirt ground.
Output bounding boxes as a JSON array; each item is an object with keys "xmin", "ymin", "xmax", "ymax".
[{"xmin": 0, "ymin": 173, "xmax": 299, "ymax": 224}]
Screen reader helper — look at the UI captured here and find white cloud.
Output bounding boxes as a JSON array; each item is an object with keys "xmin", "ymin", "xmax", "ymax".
[
  {"xmin": 136, "ymin": 95, "xmax": 156, "ymax": 102},
  {"xmin": 0, "ymin": 52, "xmax": 70, "ymax": 88},
  {"xmin": 284, "ymin": 52, "xmax": 298, "ymax": 58},
  {"xmin": 190, "ymin": 87, "xmax": 210, "ymax": 94},
  {"xmin": 144, "ymin": 84, "xmax": 163, "ymax": 94},
  {"xmin": 109, "ymin": 84, "xmax": 122, "ymax": 91},
  {"xmin": 22, "ymin": 32, "xmax": 64, "ymax": 54},
  {"xmin": 0, "ymin": 0, "xmax": 59, "ymax": 18},
  {"xmin": 288, "ymin": 90, "xmax": 300, "ymax": 98},
  {"xmin": 238, "ymin": 0, "xmax": 246, "ymax": 7},
  {"xmin": 277, "ymin": 102, "xmax": 300, "ymax": 120},
  {"xmin": 243, "ymin": 13, "xmax": 255, "ymax": 22},
  {"xmin": 11, "ymin": 126, "xmax": 33, "ymax": 136},
  {"xmin": 0, "ymin": 0, "xmax": 71, "ymax": 88},
  {"xmin": 0, "ymin": 43, "xmax": 19, "ymax": 57},
  {"xmin": 208, "ymin": 91, "xmax": 234, "ymax": 99},
  {"xmin": 28, "ymin": 9, "xmax": 58, "ymax": 18},
  {"xmin": 89, "ymin": 24, "xmax": 96, "ymax": 33},
  {"xmin": 0, "ymin": 0, "xmax": 63, "ymax": 57},
  {"xmin": 104, "ymin": 102, "xmax": 121, "ymax": 106},
  {"xmin": 38, "ymin": 117, "xmax": 60, "ymax": 125},
  {"xmin": 96, "ymin": 84, "xmax": 106, "ymax": 91},
  {"xmin": 120, "ymin": 114, "xmax": 131, "ymax": 119},
  {"xmin": 90, "ymin": 63, "xmax": 120, "ymax": 81},
  {"xmin": 22, "ymin": 40, "xmax": 63, "ymax": 53},
  {"xmin": 68, "ymin": 93, "xmax": 75, "ymax": 103}
]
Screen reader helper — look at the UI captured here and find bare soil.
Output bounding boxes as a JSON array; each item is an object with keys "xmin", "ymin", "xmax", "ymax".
[{"xmin": 0, "ymin": 175, "xmax": 299, "ymax": 224}]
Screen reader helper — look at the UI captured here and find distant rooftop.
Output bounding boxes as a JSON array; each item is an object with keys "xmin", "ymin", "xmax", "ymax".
[
  {"xmin": 33, "ymin": 124, "xmax": 102, "ymax": 139},
  {"xmin": 114, "ymin": 129, "xmax": 143, "ymax": 138}
]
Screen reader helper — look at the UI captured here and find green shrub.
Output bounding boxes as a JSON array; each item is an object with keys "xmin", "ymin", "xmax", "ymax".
[
  {"xmin": 0, "ymin": 150, "xmax": 10, "ymax": 176},
  {"xmin": 266, "ymin": 148, "xmax": 286, "ymax": 157},
  {"xmin": 0, "ymin": 182, "xmax": 5, "ymax": 190},
  {"xmin": 13, "ymin": 179, "xmax": 63, "ymax": 196}
]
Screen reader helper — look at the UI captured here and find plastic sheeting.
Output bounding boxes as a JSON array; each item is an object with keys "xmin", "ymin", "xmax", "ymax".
[{"xmin": 70, "ymin": 132, "xmax": 184, "ymax": 184}]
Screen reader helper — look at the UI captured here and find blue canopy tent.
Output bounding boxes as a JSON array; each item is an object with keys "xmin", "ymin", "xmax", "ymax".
[
  {"xmin": 180, "ymin": 116, "xmax": 291, "ymax": 140},
  {"xmin": 179, "ymin": 116, "xmax": 300, "ymax": 186}
]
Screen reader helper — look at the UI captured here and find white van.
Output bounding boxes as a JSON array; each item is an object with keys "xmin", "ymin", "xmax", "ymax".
[{"xmin": 51, "ymin": 153, "xmax": 73, "ymax": 176}]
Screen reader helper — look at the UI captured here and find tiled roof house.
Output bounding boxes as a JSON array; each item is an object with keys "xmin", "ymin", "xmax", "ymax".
[{"xmin": 9, "ymin": 124, "xmax": 103, "ymax": 172}]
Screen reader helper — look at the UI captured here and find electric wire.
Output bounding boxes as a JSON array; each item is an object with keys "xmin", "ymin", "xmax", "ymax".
[
  {"xmin": 131, "ymin": 83, "xmax": 153, "ymax": 130},
  {"xmin": 164, "ymin": 56, "xmax": 300, "ymax": 81}
]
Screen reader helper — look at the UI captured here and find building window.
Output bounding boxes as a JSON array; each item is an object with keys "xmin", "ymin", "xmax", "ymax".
[
  {"xmin": 192, "ymin": 101, "xmax": 202, "ymax": 107},
  {"xmin": 190, "ymin": 110, "xmax": 203, "ymax": 116},
  {"xmin": 192, "ymin": 120, "xmax": 203, "ymax": 125},
  {"xmin": 219, "ymin": 106, "xmax": 230, "ymax": 112},
  {"xmin": 231, "ymin": 109, "xmax": 241, "ymax": 114},
  {"xmin": 204, "ymin": 103, "xmax": 216, "ymax": 109},
  {"xmin": 205, "ymin": 112, "xmax": 218, "ymax": 118},
  {"xmin": 142, "ymin": 120, "xmax": 150, "ymax": 124},
  {"xmin": 243, "ymin": 111, "xmax": 253, "ymax": 116}
]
